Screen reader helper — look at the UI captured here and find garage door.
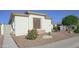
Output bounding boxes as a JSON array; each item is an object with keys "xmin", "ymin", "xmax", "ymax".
[{"xmin": 15, "ymin": 16, "xmax": 28, "ymax": 36}]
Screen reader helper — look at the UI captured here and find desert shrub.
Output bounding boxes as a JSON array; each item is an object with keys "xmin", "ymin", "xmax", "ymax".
[{"xmin": 26, "ymin": 29, "xmax": 38, "ymax": 40}]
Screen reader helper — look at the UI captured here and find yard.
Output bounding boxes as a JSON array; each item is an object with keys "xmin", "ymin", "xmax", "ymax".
[{"xmin": 11, "ymin": 31, "xmax": 79, "ymax": 48}]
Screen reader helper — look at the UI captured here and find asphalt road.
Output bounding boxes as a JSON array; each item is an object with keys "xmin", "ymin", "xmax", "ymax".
[{"xmin": 34, "ymin": 36, "xmax": 79, "ymax": 48}]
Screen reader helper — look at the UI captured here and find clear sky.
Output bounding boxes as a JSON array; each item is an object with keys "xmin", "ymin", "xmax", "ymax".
[{"xmin": 0, "ymin": 10, "xmax": 79, "ymax": 24}]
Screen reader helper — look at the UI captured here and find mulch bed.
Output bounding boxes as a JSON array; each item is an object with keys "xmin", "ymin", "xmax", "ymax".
[{"xmin": 11, "ymin": 32, "xmax": 79, "ymax": 48}]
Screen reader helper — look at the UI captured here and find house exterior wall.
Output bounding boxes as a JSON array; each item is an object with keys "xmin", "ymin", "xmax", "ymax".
[
  {"xmin": 11, "ymin": 20, "xmax": 15, "ymax": 35},
  {"xmin": 28, "ymin": 14, "xmax": 46, "ymax": 31},
  {"xmin": 14, "ymin": 16, "xmax": 28, "ymax": 36},
  {"xmin": 44, "ymin": 19, "xmax": 52, "ymax": 32},
  {"xmin": 11, "ymin": 14, "xmax": 52, "ymax": 36},
  {"xmin": 28, "ymin": 14, "xmax": 45, "ymax": 30},
  {"xmin": 28, "ymin": 14, "xmax": 52, "ymax": 33},
  {"xmin": 12, "ymin": 22, "xmax": 15, "ymax": 30}
]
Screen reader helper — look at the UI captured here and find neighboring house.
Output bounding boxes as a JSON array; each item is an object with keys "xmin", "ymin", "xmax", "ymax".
[
  {"xmin": 9, "ymin": 11, "xmax": 52, "ymax": 36},
  {"xmin": 57, "ymin": 24, "xmax": 66, "ymax": 31},
  {"xmin": 53, "ymin": 23, "xmax": 67, "ymax": 32}
]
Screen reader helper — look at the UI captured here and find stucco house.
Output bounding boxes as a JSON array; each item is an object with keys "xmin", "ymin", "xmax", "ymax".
[{"xmin": 9, "ymin": 11, "xmax": 52, "ymax": 36}]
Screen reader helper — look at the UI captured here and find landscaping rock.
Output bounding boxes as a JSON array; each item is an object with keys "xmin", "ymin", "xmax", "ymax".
[{"xmin": 43, "ymin": 35, "xmax": 52, "ymax": 39}]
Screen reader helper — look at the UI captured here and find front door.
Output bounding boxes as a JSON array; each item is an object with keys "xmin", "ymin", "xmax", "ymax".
[{"xmin": 33, "ymin": 18, "xmax": 41, "ymax": 29}]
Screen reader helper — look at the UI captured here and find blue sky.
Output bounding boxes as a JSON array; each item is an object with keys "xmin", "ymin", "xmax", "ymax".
[{"xmin": 0, "ymin": 10, "xmax": 79, "ymax": 24}]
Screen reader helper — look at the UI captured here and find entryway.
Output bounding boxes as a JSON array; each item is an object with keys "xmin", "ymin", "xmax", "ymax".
[{"xmin": 33, "ymin": 18, "xmax": 41, "ymax": 29}]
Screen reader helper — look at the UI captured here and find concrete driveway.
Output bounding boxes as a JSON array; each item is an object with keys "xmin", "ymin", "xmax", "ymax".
[{"xmin": 34, "ymin": 36, "xmax": 79, "ymax": 48}]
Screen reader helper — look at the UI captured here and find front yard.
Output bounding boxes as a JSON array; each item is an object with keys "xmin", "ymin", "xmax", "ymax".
[{"xmin": 11, "ymin": 31, "xmax": 79, "ymax": 48}]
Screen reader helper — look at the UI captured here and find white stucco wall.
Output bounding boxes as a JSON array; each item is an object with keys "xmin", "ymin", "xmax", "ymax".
[
  {"xmin": 14, "ymin": 16, "xmax": 29, "ymax": 36},
  {"xmin": 44, "ymin": 19, "xmax": 52, "ymax": 32}
]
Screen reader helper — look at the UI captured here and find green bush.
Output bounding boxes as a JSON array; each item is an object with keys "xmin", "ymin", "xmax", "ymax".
[
  {"xmin": 26, "ymin": 29, "xmax": 38, "ymax": 40},
  {"xmin": 74, "ymin": 29, "xmax": 79, "ymax": 33},
  {"xmin": 53, "ymin": 26, "xmax": 60, "ymax": 32},
  {"xmin": 77, "ymin": 25, "xmax": 79, "ymax": 29},
  {"xmin": 48, "ymin": 32, "xmax": 51, "ymax": 35}
]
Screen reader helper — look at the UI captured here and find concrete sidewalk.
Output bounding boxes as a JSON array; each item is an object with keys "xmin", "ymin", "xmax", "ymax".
[
  {"xmin": 34, "ymin": 36, "xmax": 79, "ymax": 48},
  {"xmin": 0, "ymin": 36, "xmax": 3, "ymax": 48},
  {"xmin": 2, "ymin": 25, "xmax": 17, "ymax": 48}
]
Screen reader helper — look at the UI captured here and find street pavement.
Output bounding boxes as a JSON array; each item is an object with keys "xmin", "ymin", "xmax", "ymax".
[
  {"xmin": 34, "ymin": 36, "xmax": 79, "ymax": 48},
  {"xmin": 2, "ymin": 25, "xmax": 17, "ymax": 48}
]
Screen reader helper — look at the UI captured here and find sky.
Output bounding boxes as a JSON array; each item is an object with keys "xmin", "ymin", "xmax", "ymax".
[{"xmin": 0, "ymin": 10, "xmax": 79, "ymax": 24}]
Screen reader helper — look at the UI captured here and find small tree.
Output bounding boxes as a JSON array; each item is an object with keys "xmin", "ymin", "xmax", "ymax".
[
  {"xmin": 62, "ymin": 15, "xmax": 78, "ymax": 32},
  {"xmin": 62, "ymin": 15, "xmax": 78, "ymax": 26}
]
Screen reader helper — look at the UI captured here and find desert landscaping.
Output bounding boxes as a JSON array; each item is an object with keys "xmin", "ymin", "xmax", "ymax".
[{"xmin": 11, "ymin": 31, "xmax": 79, "ymax": 48}]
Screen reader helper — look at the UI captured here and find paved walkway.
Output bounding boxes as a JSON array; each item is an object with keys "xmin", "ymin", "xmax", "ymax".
[
  {"xmin": 34, "ymin": 36, "xmax": 79, "ymax": 48},
  {"xmin": 2, "ymin": 25, "xmax": 17, "ymax": 48}
]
